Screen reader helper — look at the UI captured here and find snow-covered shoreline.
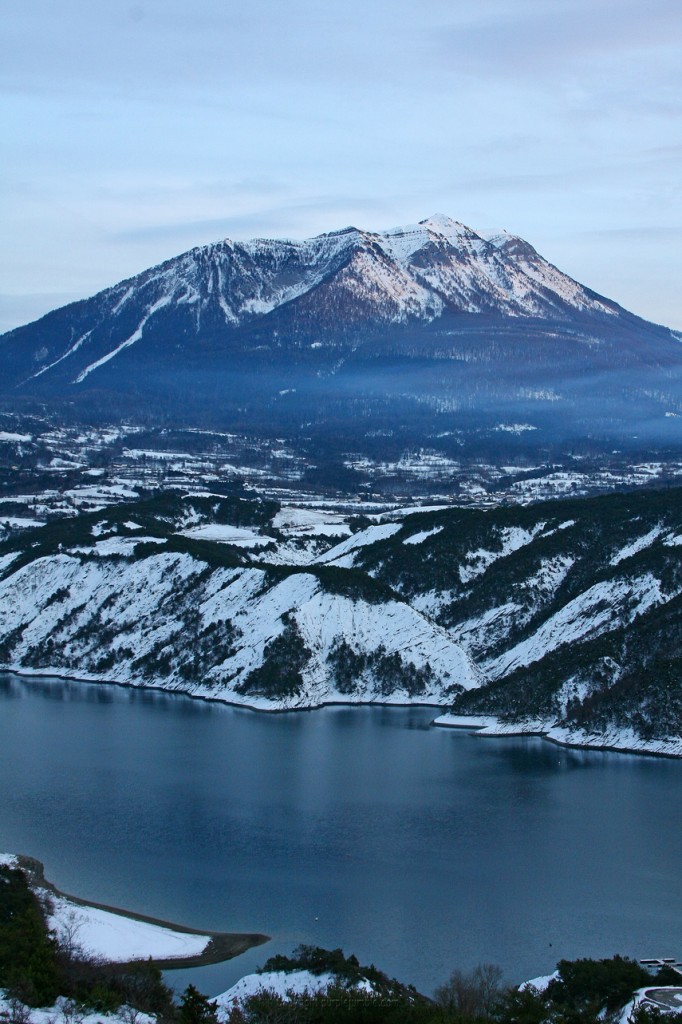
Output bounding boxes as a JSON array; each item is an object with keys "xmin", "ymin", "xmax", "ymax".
[
  {"xmin": 5, "ymin": 666, "xmax": 682, "ymax": 760},
  {"xmin": 1, "ymin": 664, "xmax": 448, "ymax": 713},
  {"xmin": 0, "ymin": 853, "xmax": 268, "ymax": 969},
  {"xmin": 433, "ymin": 713, "xmax": 682, "ymax": 759}
]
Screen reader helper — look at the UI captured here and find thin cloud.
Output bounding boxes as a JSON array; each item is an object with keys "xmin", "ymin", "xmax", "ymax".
[
  {"xmin": 109, "ymin": 196, "xmax": 397, "ymax": 245},
  {"xmin": 577, "ymin": 226, "xmax": 681, "ymax": 241},
  {"xmin": 431, "ymin": 0, "xmax": 682, "ymax": 81}
]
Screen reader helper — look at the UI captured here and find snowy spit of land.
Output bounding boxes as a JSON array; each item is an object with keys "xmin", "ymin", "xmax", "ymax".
[
  {"xmin": 0, "ymin": 855, "xmax": 211, "ymax": 964},
  {"xmin": 433, "ymin": 715, "xmax": 682, "ymax": 758}
]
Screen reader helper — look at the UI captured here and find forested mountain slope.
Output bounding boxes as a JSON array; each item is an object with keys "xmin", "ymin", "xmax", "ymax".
[{"xmin": 1, "ymin": 486, "xmax": 680, "ymax": 753}]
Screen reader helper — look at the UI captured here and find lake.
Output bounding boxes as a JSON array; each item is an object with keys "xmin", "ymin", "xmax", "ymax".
[{"xmin": 0, "ymin": 671, "xmax": 680, "ymax": 997}]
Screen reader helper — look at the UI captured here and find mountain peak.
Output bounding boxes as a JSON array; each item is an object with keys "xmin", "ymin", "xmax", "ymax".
[
  {"xmin": 419, "ymin": 213, "xmax": 464, "ymax": 230},
  {"xmin": 0, "ymin": 213, "xmax": 638, "ymax": 394},
  {"xmin": 486, "ymin": 229, "xmax": 539, "ymax": 260}
]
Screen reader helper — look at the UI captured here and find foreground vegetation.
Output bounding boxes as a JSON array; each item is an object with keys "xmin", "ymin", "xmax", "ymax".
[
  {"xmin": 224, "ymin": 948, "xmax": 682, "ymax": 1024},
  {"xmin": 2, "ymin": 865, "xmax": 681, "ymax": 1024}
]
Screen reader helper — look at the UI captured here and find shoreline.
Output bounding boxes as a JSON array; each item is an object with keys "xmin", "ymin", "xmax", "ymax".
[
  {"xmin": 0, "ymin": 664, "xmax": 447, "ymax": 715},
  {"xmin": 3, "ymin": 666, "xmax": 682, "ymax": 761},
  {"xmin": 10, "ymin": 854, "xmax": 269, "ymax": 971},
  {"xmin": 433, "ymin": 713, "xmax": 682, "ymax": 761}
]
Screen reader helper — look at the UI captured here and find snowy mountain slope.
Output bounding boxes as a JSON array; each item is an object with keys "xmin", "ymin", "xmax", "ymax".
[
  {"xmin": 0, "ymin": 486, "xmax": 681, "ymax": 746},
  {"xmin": 1, "ymin": 216, "xmax": 679, "ymax": 450},
  {"xmin": 483, "ymin": 572, "xmax": 666, "ymax": 678},
  {"xmin": 346, "ymin": 487, "xmax": 682, "ymax": 742},
  {"xmin": 2, "ymin": 215, "xmax": 631, "ymax": 388},
  {"xmin": 2, "ymin": 217, "xmax": 681, "ymax": 475},
  {"xmin": 0, "ymin": 516, "xmax": 479, "ymax": 709}
]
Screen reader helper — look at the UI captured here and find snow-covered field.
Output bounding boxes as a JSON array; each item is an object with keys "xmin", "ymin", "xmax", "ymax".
[
  {"xmin": 178, "ymin": 524, "xmax": 272, "ymax": 547},
  {"xmin": 46, "ymin": 896, "xmax": 211, "ymax": 963}
]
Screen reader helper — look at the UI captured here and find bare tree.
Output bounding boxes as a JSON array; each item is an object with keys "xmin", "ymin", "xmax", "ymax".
[
  {"xmin": 434, "ymin": 963, "xmax": 504, "ymax": 1018},
  {"xmin": 55, "ymin": 910, "xmax": 85, "ymax": 962},
  {"xmin": 0, "ymin": 998, "xmax": 33, "ymax": 1024},
  {"xmin": 57, "ymin": 999, "xmax": 86, "ymax": 1024},
  {"xmin": 117, "ymin": 1005, "xmax": 144, "ymax": 1024}
]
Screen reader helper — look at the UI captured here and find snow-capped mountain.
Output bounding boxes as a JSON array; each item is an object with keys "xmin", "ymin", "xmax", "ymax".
[
  {"xmin": 1, "ymin": 214, "xmax": 680, "ymax": 458},
  {"xmin": 0, "ymin": 214, "xmax": 666, "ymax": 383}
]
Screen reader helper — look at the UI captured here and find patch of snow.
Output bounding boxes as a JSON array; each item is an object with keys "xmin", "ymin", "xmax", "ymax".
[
  {"xmin": 0, "ymin": 431, "xmax": 33, "ymax": 442},
  {"xmin": 27, "ymin": 331, "xmax": 92, "ymax": 381},
  {"xmin": 520, "ymin": 972, "xmax": 560, "ymax": 993},
  {"xmin": 403, "ymin": 526, "xmax": 444, "ymax": 545},
  {"xmin": 315, "ymin": 522, "xmax": 402, "ymax": 567},
  {"xmin": 87, "ymin": 537, "xmax": 165, "ymax": 556},
  {"xmin": 74, "ymin": 297, "xmax": 171, "ymax": 382},
  {"xmin": 50, "ymin": 458, "xmax": 84, "ymax": 469},
  {"xmin": 449, "ymin": 602, "xmax": 524, "ymax": 656},
  {"xmin": 272, "ymin": 506, "xmax": 349, "ymax": 536},
  {"xmin": 435, "ymin": 718, "xmax": 682, "ymax": 758},
  {"xmin": 0, "ymin": 992, "xmax": 156, "ymax": 1024},
  {"xmin": 609, "ymin": 526, "xmax": 663, "ymax": 565},
  {"xmin": 215, "ymin": 971, "xmax": 338, "ymax": 1012},
  {"xmin": 379, "ymin": 504, "xmax": 450, "ymax": 519},
  {"xmin": 46, "ymin": 895, "xmax": 211, "ymax": 963},
  {"xmin": 179, "ymin": 524, "xmax": 271, "ymax": 547},
  {"xmin": 0, "ymin": 852, "xmax": 211, "ymax": 965},
  {"xmin": 540, "ymin": 519, "xmax": 576, "ymax": 538},
  {"xmin": 433, "ymin": 713, "xmax": 500, "ymax": 730},
  {"xmin": 493, "ymin": 423, "xmax": 537, "ymax": 434},
  {"xmin": 524, "ymin": 555, "xmax": 575, "ymax": 594},
  {"xmin": 486, "ymin": 574, "xmax": 667, "ymax": 678},
  {"xmin": 547, "ymin": 726, "xmax": 682, "ymax": 758},
  {"xmin": 459, "ymin": 524, "xmax": 545, "ymax": 583},
  {"xmin": 0, "ymin": 516, "xmax": 43, "ymax": 530}
]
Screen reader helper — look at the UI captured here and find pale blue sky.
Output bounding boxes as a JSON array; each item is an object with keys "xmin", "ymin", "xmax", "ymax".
[{"xmin": 2, "ymin": 0, "xmax": 681, "ymax": 332}]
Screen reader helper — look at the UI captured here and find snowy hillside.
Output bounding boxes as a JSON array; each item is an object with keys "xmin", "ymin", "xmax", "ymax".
[
  {"xmin": 0, "ymin": 494, "xmax": 479, "ymax": 709},
  {"xmin": 1, "ymin": 486, "xmax": 681, "ymax": 751}
]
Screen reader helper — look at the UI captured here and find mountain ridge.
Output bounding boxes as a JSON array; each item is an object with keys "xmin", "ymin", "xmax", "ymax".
[
  {"xmin": 0, "ymin": 214, "xmax": 649, "ymax": 388},
  {"xmin": 1, "ymin": 214, "xmax": 681, "ymax": 464}
]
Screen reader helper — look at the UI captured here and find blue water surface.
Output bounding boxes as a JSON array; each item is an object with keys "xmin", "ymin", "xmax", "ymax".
[{"xmin": 0, "ymin": 672, "xmax": 679, "ymax": 996}]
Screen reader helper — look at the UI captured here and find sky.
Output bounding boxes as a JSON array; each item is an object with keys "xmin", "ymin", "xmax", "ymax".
[{"xmin": 1, "ymin": 0, "xmax": 681, "ymax": 333}]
